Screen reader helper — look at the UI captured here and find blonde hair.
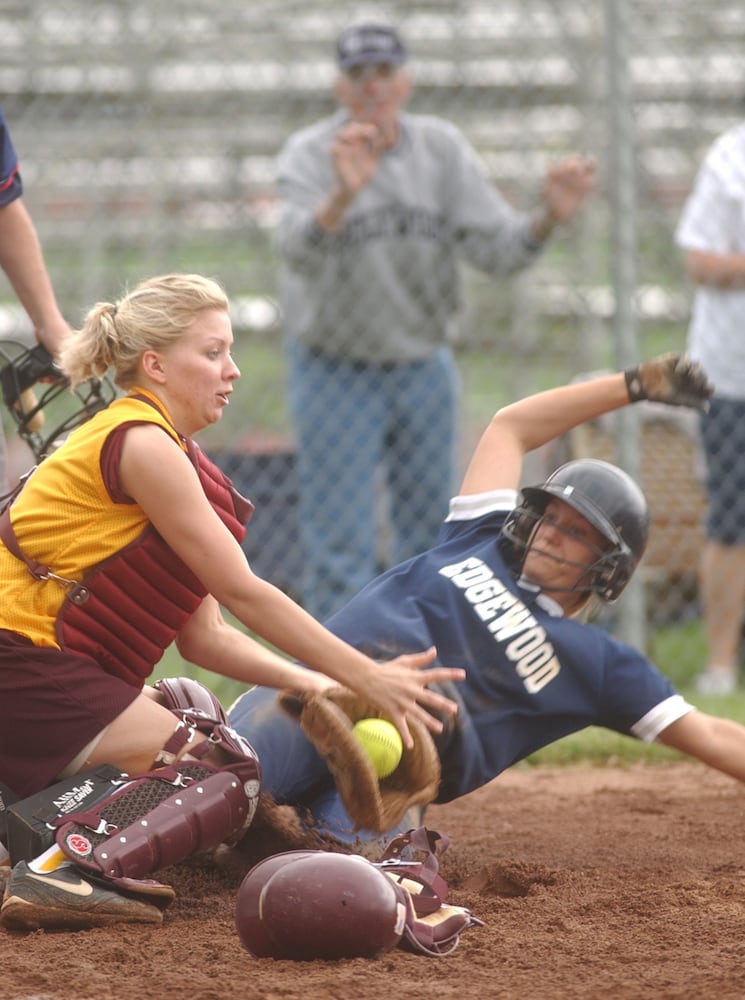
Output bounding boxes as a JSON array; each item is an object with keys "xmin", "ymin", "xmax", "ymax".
[{"xmin": 59, "ymin": 273, "xmax": 230, "ymax": 389}]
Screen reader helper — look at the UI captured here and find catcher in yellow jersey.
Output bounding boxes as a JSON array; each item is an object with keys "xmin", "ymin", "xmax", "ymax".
[{"xmin": 0, "ymin": 272, "xmax": 463, "ymax": 932}]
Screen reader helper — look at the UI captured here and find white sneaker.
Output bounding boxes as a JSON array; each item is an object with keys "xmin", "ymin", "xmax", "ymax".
[{"xmin": 694, "ymin": 670, "xmax": 737, "ymax": 695}]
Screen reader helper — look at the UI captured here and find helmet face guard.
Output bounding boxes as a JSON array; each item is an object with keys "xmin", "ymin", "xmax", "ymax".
[
  {"xmin": 0, "ymin": 340, "xmax": 116, "ymax": 463},
  {"xmin": 501, "ymin": 458, "xmax": 651, "ymax": 603}
]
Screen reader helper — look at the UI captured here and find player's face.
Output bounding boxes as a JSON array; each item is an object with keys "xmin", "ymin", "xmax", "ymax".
[
  {"xmin": 152, "ymin": 307, "xmax": 240, "ymax": 434},
  {"xmin": 335, "ymin": 63, "xmax": 412, "ymax": 135},
  {"xmin": 521, "ymin": 499, "xmax": 608, "ymax": 602}
]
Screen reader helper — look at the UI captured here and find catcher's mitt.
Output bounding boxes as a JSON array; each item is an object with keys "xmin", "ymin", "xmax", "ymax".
[{"xmin": 278, "ymin": 688, "xmax": 441, "ymax": 833}]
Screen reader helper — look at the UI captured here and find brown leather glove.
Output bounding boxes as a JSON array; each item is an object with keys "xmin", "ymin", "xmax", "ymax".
[
  {"xmin": 278, "ymin": 687, "xmax": 441, "ymax": 833},
  {"xmin": 624, "ymin": 352, "xmax": 713, "ymax": 411}
]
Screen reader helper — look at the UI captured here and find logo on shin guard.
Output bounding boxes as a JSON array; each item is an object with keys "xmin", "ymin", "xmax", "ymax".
[{"xmin": 64, "ymin": 832, "xmax": 94, "ymax": 859}]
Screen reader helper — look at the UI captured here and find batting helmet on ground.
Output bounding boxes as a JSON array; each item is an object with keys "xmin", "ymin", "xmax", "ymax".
[
  {"xmin": 235, "ymin": 850, "xmax": 408, "ymax": 960},
  {"xmin": 235, "ymin": 827, "xmax": 484, "ymax": 960}
]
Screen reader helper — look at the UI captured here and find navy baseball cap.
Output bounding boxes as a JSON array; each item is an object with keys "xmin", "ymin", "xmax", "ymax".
[{"xmin": 336, "ymin": 22, "xmax": 408, "ymax": 71}]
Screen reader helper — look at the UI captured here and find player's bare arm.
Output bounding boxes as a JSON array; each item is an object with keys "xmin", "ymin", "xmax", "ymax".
[
  {"xmin": 460, "ymin": 372, "xmax": 631, "ymax": 496},
  {"xmin": 0, "ymin": 198, "xmax": 71, "ymax": 355},
  {"xmin": 176, "ymin": 596, "xmax": 337, "ymax": 694},
  {"xmin": 460, "ymin": 355, "xmax": 712, "ymax": 497},
  {"xmin": 657, "ymin": 711, "xmax": 745, "ymax": 784}
]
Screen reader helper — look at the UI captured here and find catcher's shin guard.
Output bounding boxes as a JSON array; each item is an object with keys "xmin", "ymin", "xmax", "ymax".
[
  {"xmin": 54, "ymin": 759, "xmax": 261, "ymax": 881},
  {"xmin": 53, "ymin": 678, "xmax": 262, "ymax": 882}
]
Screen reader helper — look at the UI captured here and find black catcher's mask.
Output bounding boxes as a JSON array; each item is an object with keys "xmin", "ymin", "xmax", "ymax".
[{"xmin": 0, "ymin": 340, "xmax": 116, "ymax": 463}]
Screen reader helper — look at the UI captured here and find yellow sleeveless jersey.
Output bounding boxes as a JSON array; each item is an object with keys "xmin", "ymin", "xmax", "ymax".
[{"xmin": 0, "ymin": 389, "xmax": 186, "ymax": 648}]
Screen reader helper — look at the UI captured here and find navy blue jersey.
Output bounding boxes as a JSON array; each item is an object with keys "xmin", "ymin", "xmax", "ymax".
[
  {"xmin": 0, "ymin": 106, "xmax": 22, "ymax": 206},
  {"xmin": 325, "ymin": 492, "xmax": 690, "ymax": 802}
]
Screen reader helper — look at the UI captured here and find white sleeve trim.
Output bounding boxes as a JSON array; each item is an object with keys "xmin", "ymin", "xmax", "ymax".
[
  {"xmin": 445, "ymin": 489, "xmax": 518, "ymax": 522},
  {"xmin": 630, "ymin": 694, "xmax": 695, "ymax": 744}
]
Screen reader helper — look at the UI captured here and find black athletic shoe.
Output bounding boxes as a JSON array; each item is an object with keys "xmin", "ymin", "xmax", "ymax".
[{"xmin": 0, "ymin": 860, "xmax": 164, "ymax": 930}]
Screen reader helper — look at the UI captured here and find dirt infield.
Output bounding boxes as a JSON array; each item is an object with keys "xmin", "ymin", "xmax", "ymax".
[{"xmin": 4, "ymin": 760, "xmax": 745, "ymax": 1000}]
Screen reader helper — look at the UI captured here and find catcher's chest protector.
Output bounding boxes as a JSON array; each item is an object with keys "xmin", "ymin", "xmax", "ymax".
[
  {"xmin": 0, "ymin": 432, "xmax": 254, "ymax": 687},
  {"xmin": 56, "ymin": 440, "xmax": 252, "ymax": 686}
]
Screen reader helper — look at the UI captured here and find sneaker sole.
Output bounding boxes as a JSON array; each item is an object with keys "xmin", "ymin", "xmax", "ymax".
[{"xmin": 1, "ymin": 893, "xmax": 164, "ymax": 931}]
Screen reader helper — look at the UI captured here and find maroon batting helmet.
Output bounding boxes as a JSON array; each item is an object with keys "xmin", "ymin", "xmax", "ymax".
[{"xmin": 235, "ymin": 851, "xmax": 409, "ymax": 960}]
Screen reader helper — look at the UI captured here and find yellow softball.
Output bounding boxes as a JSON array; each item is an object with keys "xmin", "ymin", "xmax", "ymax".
[{"xmin": 352, "ymin": 718, "xmax": 404, "ymax": 779}]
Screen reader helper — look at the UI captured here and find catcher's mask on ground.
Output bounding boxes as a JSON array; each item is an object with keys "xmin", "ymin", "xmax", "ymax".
[
  {"xmin": 0, "ymin": 339, "xmax": 116, "ymax": 462},
  {"xmin": 500, "ymin": 458, "xmax": 650, "ymax": 602}
]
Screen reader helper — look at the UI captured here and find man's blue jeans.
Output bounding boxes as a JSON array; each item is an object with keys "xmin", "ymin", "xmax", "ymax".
[{"xmin": 287, "ymin": 340, "xmax": 459, "ymax": 620}]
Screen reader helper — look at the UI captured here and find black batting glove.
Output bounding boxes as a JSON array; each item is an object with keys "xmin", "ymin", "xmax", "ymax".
[{"xmin": 624, "ymin": 353, "xmax": 713, "ymax": 412}]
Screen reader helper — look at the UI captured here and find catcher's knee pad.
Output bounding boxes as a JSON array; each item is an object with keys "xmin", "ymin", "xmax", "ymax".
[
  {"xmin": 153, "ymin": 675, "xmax": 261, "ymax": 789},
  {"xmin": 54, "ymin": 759, "xmax": 261, "ymax": 882},
  {"xmin": 154, "ymin": 675, "xmax": 228, "ymax": 724}
]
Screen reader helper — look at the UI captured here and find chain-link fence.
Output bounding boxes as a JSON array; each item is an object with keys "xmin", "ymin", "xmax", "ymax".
[{"xmin": 2, "ymin": 0, "xmax": 744, "ymax": 676}]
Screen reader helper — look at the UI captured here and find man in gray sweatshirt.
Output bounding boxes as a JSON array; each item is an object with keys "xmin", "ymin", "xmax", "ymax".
[{"xmin": 276, "ymin": 21, "xmax": 595, "ymax": 620}]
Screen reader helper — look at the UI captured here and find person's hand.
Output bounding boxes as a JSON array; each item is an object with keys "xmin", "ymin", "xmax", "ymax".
[
  {"xmin": 330, "ymin": 120, "xmax": 385, "ymax": 196},
  {"xmin": 536, "ymin": 154, "xmax": 596, "ymax": 236},
  {"xmin": 352, "ymin": 647, "xmax": 465, "ymax": 749}
]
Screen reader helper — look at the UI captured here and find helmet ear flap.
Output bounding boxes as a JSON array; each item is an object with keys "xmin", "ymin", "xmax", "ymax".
[{"xmin": 591, "ymin": 553, "xmax": 628, "ymax": 603}]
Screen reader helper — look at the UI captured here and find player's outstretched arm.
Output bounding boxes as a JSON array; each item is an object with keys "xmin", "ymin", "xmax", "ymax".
[
  {"xmin": 459, "ymin": 353, "xmax": 713, "ymax": 497},
  {"xmin": 657, "ymin": 711, "xmax": 745, "ymax": 785},
  {"xmin": 176, "ymin": 596, "xmax": 338, "ymax": 694}
]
